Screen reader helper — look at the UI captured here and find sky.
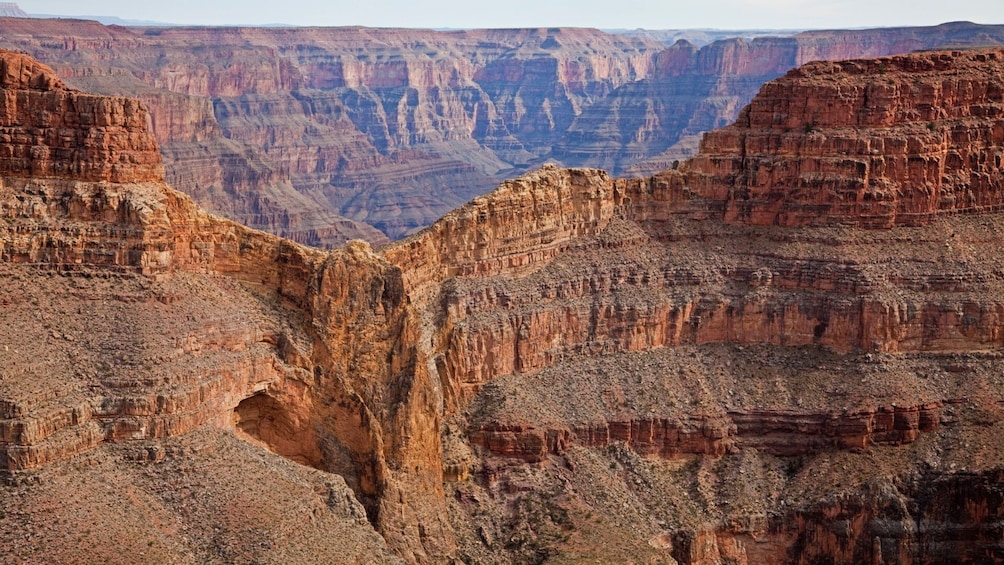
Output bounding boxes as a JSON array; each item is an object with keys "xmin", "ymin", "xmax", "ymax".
[{"xmin": 15, "ymin": 0, "xmax": 1004, "ymax": 30}]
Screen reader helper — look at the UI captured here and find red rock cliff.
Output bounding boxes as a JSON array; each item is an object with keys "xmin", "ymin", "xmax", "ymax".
[
  {"xmin": 7, "ymin": 46, "xmax": 1004, "ymax": 565},
  {"xmin": 0, "ymin": 49, "xmax": 450, "ymax": 562},
  {"xmin": 688, "ymin": 50, "xmax": 1004, "ymax": 227},
  {"xmin": 0, "ymin": 52, "xmax": 163, "ymax": 183},
  {"xmin": 383, "ymin": 48, "xmax": 1004, "ymax": 563}
]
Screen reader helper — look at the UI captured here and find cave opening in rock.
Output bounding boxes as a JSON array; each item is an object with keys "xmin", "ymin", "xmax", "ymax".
[
  {"xmin": 231, "ymin": 392, "xmax": 382, "ymax": 528},
  {"xmin": 813, "ymin": 320, "xmax": 828, "ymax": 340},
  {"xmin": 232, "ymin": 392, "xmax": 324, "ymax": 470}
]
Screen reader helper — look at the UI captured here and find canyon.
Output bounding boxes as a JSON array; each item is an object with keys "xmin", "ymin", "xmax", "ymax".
[
  {"xmin": 0, "ymin": 17, "xmax": 1002, "ymax": 243},
  {"xmin": 3, "ymin": 38, "xmax": 1004, "ymax": 565}
]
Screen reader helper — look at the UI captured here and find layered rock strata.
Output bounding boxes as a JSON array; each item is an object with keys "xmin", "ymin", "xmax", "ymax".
[
  {"xmin": 691, "ymin": 50, "xmax": 1004, "ymax": 227},
  {"xmin": 392, "ymin": 48, "xmax": 1004, "ymax": 564},
  {"xmin": 0, "ymin": 52, "xmax": 162, "ymax": 184},
  {"xmin": 471, "ymin": 402, "xmax": 943, "ymax": 463},
  {"xmin": 6, "ymin": 47, "xmax": 1004, "ymax": 565},
  {"xmin": 557, "ymin": 21, "xmax": 1004, "ymax": 176},
  {"xmin": 0, "ymin": 20, "xmax": 661, "ymax": 240},
  {"xmin": 0, "ymin": 51, "xmax": 450, "ymax": 561},
  {"xmin": 2, "ymin": 19, "xmax": 1003, "ymax": 240}
]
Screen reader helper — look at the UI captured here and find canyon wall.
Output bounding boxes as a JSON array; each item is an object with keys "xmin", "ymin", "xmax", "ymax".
[
  {"xmin": 6, "ymin": 45, "xmax": 1004, "ymax": 564},
  {"xmin": 561, "ymin": 21, "xmax": 1004, "ymax": 177},
  {"xmin": 0, "ymin": 51, "xmax": 451, "ymax": 561},
  {"xmin": 1, "ymin": 18, "xmax": 1002, "ymax": 242},
  {"xmin": 690, "ymin": 50, "xmax": 1004, "ymax": 228},
  {"xmin": 0, "ymin": 19, "xmax": 660, "ymax": 241},
  {"xmin": 385, "ymin": 47, "xmax": 1004, "ymax": 563},
  {"xmin": 0, "ymin": 51, "xmax": 162, "ymax": 184}
]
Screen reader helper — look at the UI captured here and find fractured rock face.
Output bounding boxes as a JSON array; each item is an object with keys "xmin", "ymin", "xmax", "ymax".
[
  {"xmin": 382, "ymin": 48, "xmax": 1004, "ymax": 564},
  {"xmin": 0, "ymin": 49, "xmax": 449, "ymax": 562},
  {"xmin": 0, "ymin": 52, "xmax": 163, "ymax": 184}
]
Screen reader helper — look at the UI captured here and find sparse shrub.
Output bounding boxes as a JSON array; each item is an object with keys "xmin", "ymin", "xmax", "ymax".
[{"xmin": 784, "ymin": 455, "xmax": 808, "ymax": 479}]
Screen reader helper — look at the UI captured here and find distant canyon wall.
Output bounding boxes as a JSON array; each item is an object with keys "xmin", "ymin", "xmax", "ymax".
[{"xmin": 0, "ymin": 18, "xmax": 1002, "ymax": 241}]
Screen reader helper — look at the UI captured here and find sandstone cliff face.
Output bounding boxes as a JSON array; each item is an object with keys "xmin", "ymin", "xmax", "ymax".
[
  {"xmin": 7, "ymin": 46, "xmax": 1004, "ymax": 565},
  {"xmin": 0, "ymin": 50, "xmax": 449, "ymax": 561},
  {"xmin": 3, "ymin": 19, "xmax": 1002, "ymax": 242},
  {"xmin": 380, "ymin": 48, "xmax": 1004, "ymax": 563},
  {"xmin": 688, "ymin": 50, "xmax": 1004, "ymax": 228},
  {"xmin": 0, "ymin": 52, "xmax": 163, "ymax": 184}
]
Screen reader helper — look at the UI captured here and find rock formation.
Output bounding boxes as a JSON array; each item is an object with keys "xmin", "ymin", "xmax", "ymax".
[
  {"xmin": 0, "ymin": 20, "xmax": 660, "ymax": 241},
  {"xmin": 1, "ymin": 19, "xmax": 1002, "ymax": 242},
  {"xmin": 432, "ymin": 49, "xmax": 1004, "ymax": 564},
  {"xmin": 0, "ymin": 51, "xmax": 444, "ymax": 561},
  {"xmin": 399, "ymin": 47, "xmax": 1004, "ymax": 563},
  {"xmin": 6, "ymin": 46, "xmax": 1004, "ymax": 565},
  {"xmin": 690, "ymin": 50, "xmax": 1004, "ymax": 228}
]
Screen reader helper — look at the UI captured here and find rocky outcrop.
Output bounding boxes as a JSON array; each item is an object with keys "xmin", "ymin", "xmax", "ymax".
[
  {"xmin": 384, "ymin": 165, "xmax": 622, "ymax": 299},
  {"xmin": 0, "ymin": 50, "xmax": 451, "ymax": 561},
  {"xmin": 391, "ymin": 48, "xmax": 1004, "ymax": 562},
  {"xmin": 381, "ymin": 47, "xmax": 1000, "ymax": 404},
  {"xmin": 689, "ymin": 50, "xmax": 1004, "ymax": 228},
  {"xmin": 0, "ymin": 52, "xmax": 163, "ymax": 184}
]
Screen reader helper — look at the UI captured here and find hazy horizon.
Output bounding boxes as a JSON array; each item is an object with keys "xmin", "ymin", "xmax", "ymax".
[{"xmin": 12, "ymin": 0, "xmax": 1004, "ymax": 30}]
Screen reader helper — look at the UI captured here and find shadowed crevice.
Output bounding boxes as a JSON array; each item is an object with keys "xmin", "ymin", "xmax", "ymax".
[{"xmin": 232, "ymin": 392, "xmax": 323, "ymax": 470}]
